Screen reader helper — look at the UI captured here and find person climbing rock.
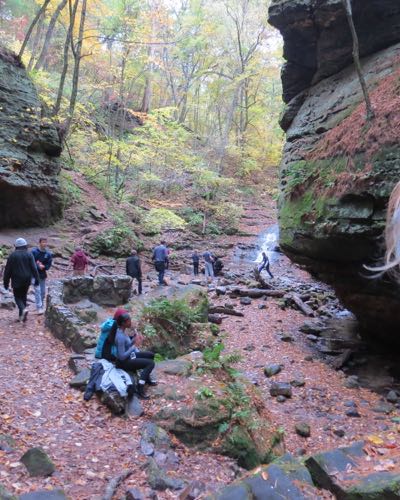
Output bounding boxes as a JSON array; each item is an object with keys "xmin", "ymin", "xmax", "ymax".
[
  {"xmin": 108, "ymin": 313, "xmax": 156, "ymax": 399},
  {"xmin": 192, "ymin": 250, "xmax": 200, "ymax": 276},
  {"xmin": 203, "ymin": 249, "xmax": 214, "ymax": 282},
  {"xmin": 258, "ymin": 251, "xmax": 273, "ymax": 278},
  {"xmin": 152, "ymin": 240, "xmax": 168, "ymax": 286},
  {"xmin": 213, "ymin": 256, "xmax": 224, "ymax": 276},
  {"xmin": 3, "ymin": 238, "xmax": 40, "ymax": 322},
  {"xmin": 70, "ymin": 247, "xmax": 89, "ymax": 276},
  {"xmin": 31, "ymin": 237, "xmax": 53, "ymax": 314},
  {"xmin": 126, "ymin": 249, "xmax": 142, "ymax": 295}
]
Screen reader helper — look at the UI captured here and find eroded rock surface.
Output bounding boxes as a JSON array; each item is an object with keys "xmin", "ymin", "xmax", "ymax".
[
  {"xmin": 270, "ymin": 0, "xmax": 400, "ymax": 343},
  {"xmin": 0, "ymin": 46, "xmax": 62, "ymax": 227}
]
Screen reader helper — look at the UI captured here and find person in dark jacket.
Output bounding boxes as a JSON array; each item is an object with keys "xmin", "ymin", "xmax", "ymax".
[
  {"xmin": 213, "ymin": 257, "xmax": 224, "ymax": 276},
  {"xmin": 126, "ymin": 249, "xmax": 142, "ymax": 295},
  {"xmin": 3, "ymin": 238, "xmax": 40, "ymax": 322},
  {"xmin": 152, "ymin": 241, "xmax": 168, "ymax": 285},
  {"xmin": 192, "ymin": 250, "xmax": 200, "ymax": 276},
  {"xmin": 108, "ymin": 313, "xmax": 156, "ymax": 399},
  {"xmin": 31, "ymin": 237, "xmax": 52, "ymax": 314},
  {"xmin": 258, "ymin": 251, "xmax": 273, "ymax": 278}
]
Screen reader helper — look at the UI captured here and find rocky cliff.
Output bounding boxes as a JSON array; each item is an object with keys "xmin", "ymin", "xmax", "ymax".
[
  {"xmin": 269, "ymin": 0, "xmax": 400, "ymax": 343},
  {"xmin": 0, "ymin": 47, "xmax": 62, "ymax": 227}
]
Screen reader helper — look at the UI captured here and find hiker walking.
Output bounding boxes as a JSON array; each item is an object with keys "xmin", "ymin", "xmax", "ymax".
[
  {"xmin": 70, "ymin": 247, "xmax": 89, "ymax": 276},
  {"xmin": 3, "ymin": 238, "xmax": 39, "ymax": 322},
  {"xmin": 126, "ymin": 249, "xmax": 142, "ymax": 295},
  {"xmin": 258, "ymin": 251, "xmax": 273, "ymax": 278},
  {"xmin": 31, "ymin": 237, "xmax": 52, "ymax": 314},
  {"xmin": 203, "ymin": 249, "xmax": 214, "ymax": 282},
  {"xmin": 152, "ymin": 240, "xmax": 168, "ymax": 285},
  {"xmin": 192, "ymin": 250, "xmax": 200, "ymax": 276}
]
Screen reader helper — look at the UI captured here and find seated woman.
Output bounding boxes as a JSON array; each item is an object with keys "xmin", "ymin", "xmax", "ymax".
[{"xmin": 108, "ymin": 312, "xmax": 157, "ymax": 400}]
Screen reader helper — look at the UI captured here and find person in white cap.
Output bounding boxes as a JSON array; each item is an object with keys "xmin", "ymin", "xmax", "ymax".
[{"xmin": 3, "ymin": 238, "xmax": 39, "ymax": 322}]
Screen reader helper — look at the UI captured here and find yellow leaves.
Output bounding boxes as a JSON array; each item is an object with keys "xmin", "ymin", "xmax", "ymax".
[{"xmin": 367, "ymin": 434, "xmax": 384, "ymax": 446}]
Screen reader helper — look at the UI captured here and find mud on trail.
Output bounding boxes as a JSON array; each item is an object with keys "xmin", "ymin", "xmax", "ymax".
[{"xmin": 1, "ymin": 194, "xmax": 400, "ymax": 498}]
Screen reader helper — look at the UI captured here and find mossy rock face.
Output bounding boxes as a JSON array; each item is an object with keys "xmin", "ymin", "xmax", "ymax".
[
  {"xmin": 153, "ymin": 375, "xmax": 282, "ymax": 469},
  {"xmin": 90, "ymin": 226, "xmax": 144, "ymax": 257},
  {"xmin": 20, "ymin": 447, "xmax": 55, "ymax": 477}
]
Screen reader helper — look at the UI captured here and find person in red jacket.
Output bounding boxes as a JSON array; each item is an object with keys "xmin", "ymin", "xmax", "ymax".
[{"xmin": 70, "ymin": 247, "xmax": 89, "ymax": 276}]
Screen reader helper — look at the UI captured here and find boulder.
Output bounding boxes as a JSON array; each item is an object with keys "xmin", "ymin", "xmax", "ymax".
[
  {"xmin": 270, "ymin": 382, "xmax": 292, "ymax": 398},
  {"xmin": 270, "ymin": 0, "xmax": 400, "ymax": 345},
  {"xmin": 145, "ymin": 457, "xmax": 185, "ymax": 491},
  {"xmin": 0, "ymin": 46, "xmax": 62, "ymax": 227},
  {"xmin": 264, "ymin": 364, "xmax": 283, "ymax": 378},
  {"xmin": 20, "ymin": 447, "xmax": 55, "ymax": 477},
  {"xmin": 154, "ymin": 377, "xmax": 283, "ymax": 470},
  {"xmin": 69, "ymin": 368, "xmax": 91, "ymax": 388}
]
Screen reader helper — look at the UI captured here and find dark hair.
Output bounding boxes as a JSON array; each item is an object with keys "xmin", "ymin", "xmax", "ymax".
[
  {"xmin": 108, "ymin": 313, "xmax": 131, "ymax": 344},
  {"xmin": 39, "ymin": 237, "xmax": 47, "ymax": 243},
  {"xmin": 161, "ymin": 240, "xmax": 166, "ymax": 245}
]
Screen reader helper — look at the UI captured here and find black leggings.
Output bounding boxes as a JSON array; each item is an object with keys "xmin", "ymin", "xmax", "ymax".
[
  {"xmin": 116, "ymin": 351, "xmax": 155, "ymax": 382},
  {"xmin": 13, "ymin": 282, "xmax": 30, "ymax": 316}
]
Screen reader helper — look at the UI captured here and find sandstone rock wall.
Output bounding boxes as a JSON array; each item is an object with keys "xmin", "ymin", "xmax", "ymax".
[
  {"xmin": 270, "ymin": 0, "xmax": 400, "ymax": 342},
  {"xmin": 0, "ymin": 47, "xmax": 62, "ymax": 227}
]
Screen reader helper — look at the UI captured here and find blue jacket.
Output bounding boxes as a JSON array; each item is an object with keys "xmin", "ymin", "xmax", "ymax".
[
  {"xmin": 31, "ymin": 247, "xmax": 53, "ymax": 280},
  {"xmin": 152, "ymin": 245, "xmax": 167, "ymax": 263}
]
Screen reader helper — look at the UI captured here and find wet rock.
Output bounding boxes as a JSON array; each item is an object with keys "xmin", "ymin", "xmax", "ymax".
[
  {"xmin": 386, "ymin": 390, "xmax": 398, "ymax": 403},
  {"xmin": 127, "ymin": 395, "xmax": 144, "ymax": 417},
  {"xmin": 333, "ymin": 429, "xmax": 345, "ymax": 438},
  {"xmin": 20, "ymin": 447, "xmax": 55, "ymax": 477},
  {"xmin": 19, "ymin": 491, "xmax": 67, "ymax": 500},
  {"xmin": 68, "ymin": 355, "xmax": 87, "ymax": 375},
  {"xmin": 240, "ymin": 297, "xmax": 252, "ymax": 306},
  {"xmin": 306, "ymin": 334, "xmax": 318, "ymax": 343},
  {"xmin": 258, "ymin": 304, "xmax": 266, "ymax": 310},
  {"xmin": 215, "ymin": 286, "xmax": 227, "ymax": 296},
  {"xmin": 276, "ymin": 395, "xmax": 287, "ymax": 403},
  {"xmin": 345, "ymin": 409, "xmax": 361, "ymax": 418},
  {"xmin": 69, "ymin": 368, "xmax": 91, "ymax": 388},
  {"xmin": 178, "ymin": 480, "xmax": 206, "ymax": 500},
  {"xmin": 295, "ymin": 423, "xmax": 311, "ymax": 438},
  {"xmin": 264, "ymin": 363, "xmax": 282, "ymax": 378},
  {"xmin": 280, "ymin": 334, "xmax": 294, "ymax": 342},
  {"xmin": 146, "ymin": 457, "xmax": 185, "ymax": 491},
  {"xmin": 290, "ymin": 378, "xmax": 305, "ymax": 388},
  {"xmin": 344, "ymin": 375, "xmax": 360, "ymax": 389},
  {"xmin": 270, "ymin": 382, "xmax": 292, "ymax": 398},
  {"xmin": 126, "ymin": 488, "xmax": 145, "ymax": 500},
  {"xmin": 372, "ymin": 402, "xmax": 393, "ymax": 414}
]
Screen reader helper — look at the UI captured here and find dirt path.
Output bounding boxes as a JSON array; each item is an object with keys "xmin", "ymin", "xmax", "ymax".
[{"xmin": 0, "ymin": 196, "xmax": 399, "ymax": 498}]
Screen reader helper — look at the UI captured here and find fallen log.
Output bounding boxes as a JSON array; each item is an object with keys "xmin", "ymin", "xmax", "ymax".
[
  {"xmin": 208, "ymin": 314, "xmax": 223, "ymax": 324},
  {"xmin": 103, "ymin": 469, "xmax": 133, "ymax": 500},
  {"xmin": 209, "ymin": 306, "xmax": 244, "ymax": 317},
  {"xmin": 229, "ymin": 287, "xmax": 285, "ymax": 298},
  {"xmin": 289, "ymin": 293, "xmax": 315, "ymax": 317},
  {"xmin": 253, "ymin": 266, "xmax": 272, "ymax": 288}
]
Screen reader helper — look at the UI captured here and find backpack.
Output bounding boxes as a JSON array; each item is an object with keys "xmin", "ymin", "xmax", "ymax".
[{"xmin": 95, "ymin": 318, "xmax": 117, "ymax": 360}]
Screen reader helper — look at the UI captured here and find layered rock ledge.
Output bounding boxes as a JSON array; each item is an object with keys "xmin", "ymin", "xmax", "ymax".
[
  {"xmin": 0, "ymin": 46, "xmax": 63, "ymax": 227},
  {"xmin": 269, "ymin": 0, "xmax": 400, "ymax": 343}
]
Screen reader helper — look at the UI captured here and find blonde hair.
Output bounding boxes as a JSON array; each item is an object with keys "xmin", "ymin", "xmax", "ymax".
[{"xmin": 365, "ymin": 181, "xmax": 400, "ymax": 276}]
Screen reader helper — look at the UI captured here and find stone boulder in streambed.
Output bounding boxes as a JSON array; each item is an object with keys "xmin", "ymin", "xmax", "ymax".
[
  {"xmin": 0, "ymin": 46, "xmax": 62, "ymax": 227},
  {"xmin": 269, "ymin": 1, "xmax": 400, "ymax": 344}
]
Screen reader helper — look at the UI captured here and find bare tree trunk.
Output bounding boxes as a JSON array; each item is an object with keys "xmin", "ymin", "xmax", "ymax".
[
  {"xmin": 27, "ymin": 14, "xmax": 45, "ymax": 71},
  {"xmin": 53, "ymin": 0, "xmax": 79, "ymax": 117},
  {"xmin": 342, "ymin": 0, "xmax": 374, "ymax": 120},
  {"xmin": 19, "ymin": 0, "xmax": 51, "ymax": 59},
  {"xmin": 34, "ymin": 0, "xmax": 68, "ymax": 71},
  {"xmin": 65, "ymin": 0, "xmax": 87, "ymax": 133}
]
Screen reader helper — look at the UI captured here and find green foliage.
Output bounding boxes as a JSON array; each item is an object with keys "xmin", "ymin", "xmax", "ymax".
[
  {"xmin": 141, "ymin": 208, "xmax": 187, "ymax": 236},
  {"xmin": 195, "ymin": 387, "xmax": 215, "ymax": 400},
  {"xmin": 60, "ymin": 171, "xmax": 82, "ymax": 208},
  {"xmin": 90, "ymin": 221, "xmax": 144, "ymax": 257},
  {"xmin": 202, "ymin": 343, "xmax": 241, "ymax": 373}
]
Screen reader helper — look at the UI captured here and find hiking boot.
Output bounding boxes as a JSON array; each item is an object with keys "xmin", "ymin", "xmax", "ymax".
[
  {"xmin": 22, "ymin": 309, "xmax": 28, "ymax": 323},
  {"xmin": 137, "ymin": 384, "xmax": 149, "ymax": 399}
]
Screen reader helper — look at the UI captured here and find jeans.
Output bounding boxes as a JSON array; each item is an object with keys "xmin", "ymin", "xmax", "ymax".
[
  {"xmin": 154, "ymin": 261, "xmax": 166, "ymax": 285},
  {"xmin": 116, "ymin": 351, "xmax": 155, "ymax": 382},
  {"xmin": 34, "ymin": 278, "xmax": 46, "ymax": 310},
  {"xmin": 193, "ymin": 262, "xmax": 199, "ymax": 275},
  {"xmin": 13, "ymin": 282, "xmax": 30, "ymax": 317},
  {"xmin": 259, "ymin": 263, "xmax": 273, "ymax": 278},
  {"xmin": 205, "ymin": 261, "xmax": 214, "ymax": 279}
]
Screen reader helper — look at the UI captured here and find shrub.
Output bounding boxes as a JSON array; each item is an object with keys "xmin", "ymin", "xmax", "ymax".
[
  {"xmin": 141, "ymin": 208, "xmax": 187, "ymax": 235},
  {"xmin": 90, "ymin": 224, "xmax": 144, "ymax": 257},
  {"xmin": 60, "ymin": 171, "xmax": 82, "ymax": 208}
]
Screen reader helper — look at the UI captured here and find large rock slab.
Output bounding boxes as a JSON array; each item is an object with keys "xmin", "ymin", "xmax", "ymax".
[
  {"xmin": 271, "ymin": 0, "xmax": 400, "ymax": 344},
  {"xmin": 0, "ymin": 46, "xmax": 62, "ymax": 227}
]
